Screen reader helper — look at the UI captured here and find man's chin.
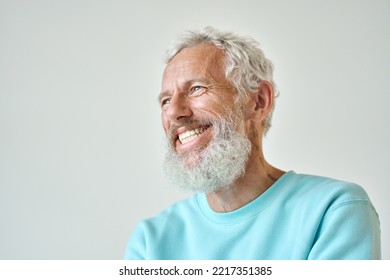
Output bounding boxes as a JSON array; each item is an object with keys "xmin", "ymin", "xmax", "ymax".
[{"xmin": 177, "ymin": 150, "xmax": 204, "ymax": 169}]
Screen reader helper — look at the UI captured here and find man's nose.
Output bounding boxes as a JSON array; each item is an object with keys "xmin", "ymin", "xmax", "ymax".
[{"xmin": 166, "ymin": 95, "xmax": 192, "ymax": 122}]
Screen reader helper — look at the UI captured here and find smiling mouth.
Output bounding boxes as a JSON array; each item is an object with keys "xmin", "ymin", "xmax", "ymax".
[{"xmin": 178, "ymin": 125, "xmax": 210, "ymax": 144}]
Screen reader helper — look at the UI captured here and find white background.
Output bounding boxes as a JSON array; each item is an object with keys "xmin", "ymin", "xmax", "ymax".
[{"xmin": 0, "ymin": 0, "xmax": 389, "ymax": 259}]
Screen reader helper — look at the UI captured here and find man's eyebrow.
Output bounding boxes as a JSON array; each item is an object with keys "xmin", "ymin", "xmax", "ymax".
[
  {"xmin": 158, "ymin": 91, "xmax": 170, "ymax": 102},
  {"xmin": 158, "ymin": 78, "xmax": 212, "ymax": 102}
]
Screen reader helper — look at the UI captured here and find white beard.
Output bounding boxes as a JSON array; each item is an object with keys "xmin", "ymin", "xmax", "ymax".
[{"xmin": 163, "ymin": 115, "xmax": 251, "ymax": 193}]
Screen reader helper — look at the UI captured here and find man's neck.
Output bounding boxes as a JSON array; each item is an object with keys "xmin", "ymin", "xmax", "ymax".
[{"xmin": 206, "ymin": 154, "xmax": 285, "ymax": 213}]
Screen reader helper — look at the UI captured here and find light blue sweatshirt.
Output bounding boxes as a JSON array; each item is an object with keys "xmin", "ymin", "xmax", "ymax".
[{"xmin": 125, "ymin": 171, "xmax": 381, "ymax": 259}]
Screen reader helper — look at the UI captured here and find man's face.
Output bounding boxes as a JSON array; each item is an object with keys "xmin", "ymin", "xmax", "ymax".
[
  {"xmin": 160, "ymin": 44, "xmax": 252, "ymax": 192},
  {"xmin": 160, "ymin": 44, "xmax": 239, "ymax": 163}
]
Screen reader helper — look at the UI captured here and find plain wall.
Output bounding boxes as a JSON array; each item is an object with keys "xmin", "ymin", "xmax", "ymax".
[{"xmin": 0, "ymin": 0, "xmax": 389, "ymax": 259}]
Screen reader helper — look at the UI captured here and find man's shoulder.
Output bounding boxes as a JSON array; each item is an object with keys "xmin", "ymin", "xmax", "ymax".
[
  {"xmin": 283, "ymin": 171, "xmax": 371, "ymax": 206},
  {"xmin": 140, "ymin": 195, "xmax": 199, "ymax": 226}
]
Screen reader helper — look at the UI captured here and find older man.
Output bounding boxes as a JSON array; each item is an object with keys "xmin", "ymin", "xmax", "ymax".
[{"xmin": 125, "ymin": 27, "xmax": 381, "ymax": 259}]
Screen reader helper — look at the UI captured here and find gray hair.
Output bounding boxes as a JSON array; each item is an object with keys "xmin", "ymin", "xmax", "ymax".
[{"xmin": 165, "ymin": 26, "xmax": 278, "ymax": 135}]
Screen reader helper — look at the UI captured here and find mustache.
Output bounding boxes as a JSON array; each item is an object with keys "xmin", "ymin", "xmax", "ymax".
[{"xmin": 168, "ymin": 117, "xmax": 214, "ymax": 140}]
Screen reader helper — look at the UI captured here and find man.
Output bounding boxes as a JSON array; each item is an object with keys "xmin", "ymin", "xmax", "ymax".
[{"xmin": 125, "ymin": 27, "xmax": 381, "ymax": 259}]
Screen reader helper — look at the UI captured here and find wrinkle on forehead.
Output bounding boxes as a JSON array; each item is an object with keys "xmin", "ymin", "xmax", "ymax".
[{"xmin": 161, "ymin": 44, "xmax": 229, "ymax": 93}]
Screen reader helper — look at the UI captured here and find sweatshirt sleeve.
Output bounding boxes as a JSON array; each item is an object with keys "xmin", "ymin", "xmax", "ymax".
[
  {"xmin": 124, "ymin": 222, "xmax": 147, "ymax": 260},
  {"xmin": 308, "ymin": 199, "xmax": 381, "ymax": 259}
]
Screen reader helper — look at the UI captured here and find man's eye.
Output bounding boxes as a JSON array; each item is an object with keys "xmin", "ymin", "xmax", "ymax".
[
  {"xmin": 189, "ymin": 86, "xmax": 205, "ymax": 95},
  {"xmin": 161, "ymin": 98, "xmax": 171, "ymax": 107}
]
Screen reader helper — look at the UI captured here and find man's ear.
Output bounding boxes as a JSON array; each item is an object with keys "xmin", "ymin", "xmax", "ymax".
[{"xmin": 247, "ymin": 81, "xmax": 274, "ymax": 122}]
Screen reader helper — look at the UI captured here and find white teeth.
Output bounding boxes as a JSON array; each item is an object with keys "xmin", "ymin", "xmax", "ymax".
[{"xmin": 178, "ymin": 127, "xmax": 206, "ymax": 144}]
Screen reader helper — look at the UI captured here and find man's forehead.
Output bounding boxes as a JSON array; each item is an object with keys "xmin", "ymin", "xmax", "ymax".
[
  {"xmin": 166, "ymin": 45, "xmax": 224, "ymax": 71},
  {"xmin": 162, "ymin": 44, "xmax": 226, "ymax": 89}
]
